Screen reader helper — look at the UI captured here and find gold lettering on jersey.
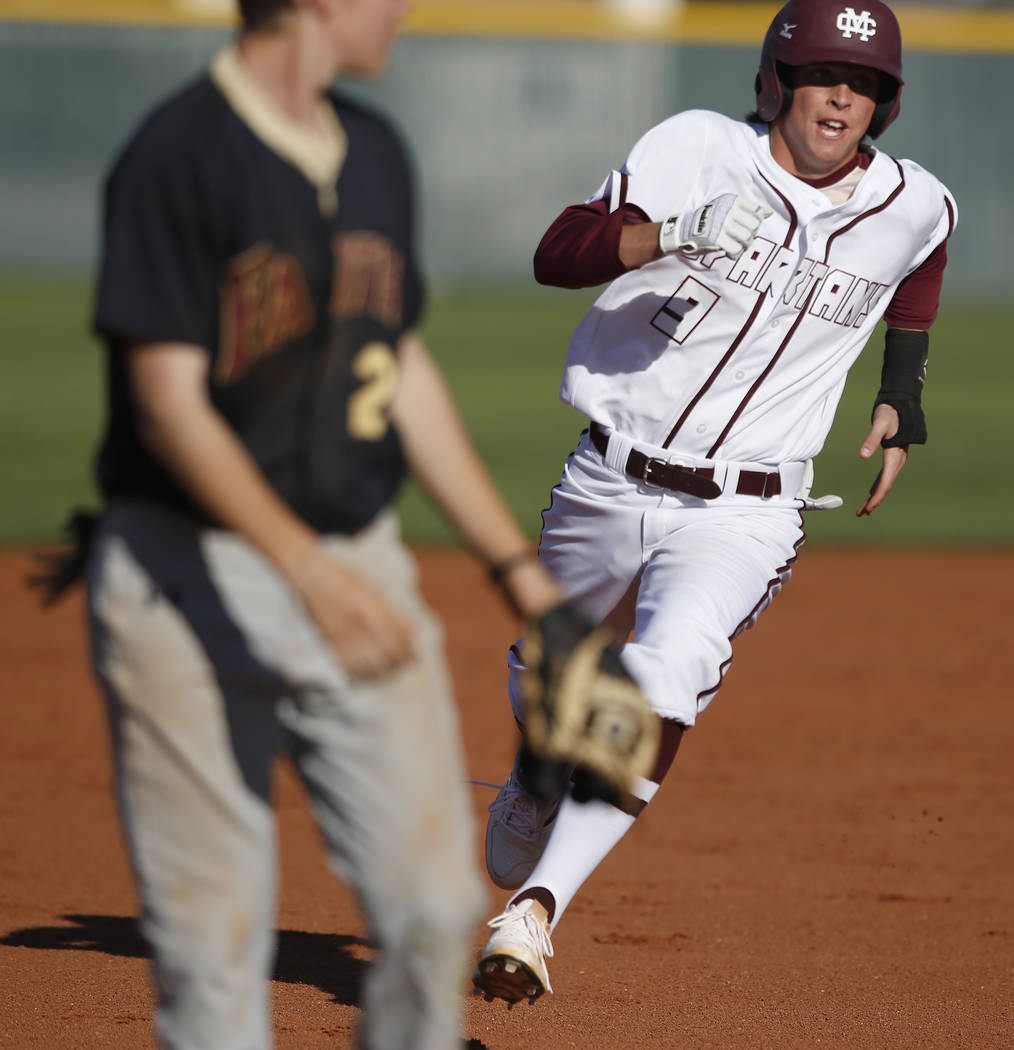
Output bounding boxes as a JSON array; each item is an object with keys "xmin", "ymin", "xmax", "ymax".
[
  {"xmin": 330, "ymin": 232, "xmax": 404, "ymax": 326},
  {"xmin": 348, "ymin": 341, "xmax": 399, "ymax": 441},
  {"xmin": 217, "ymin": 243, "xmax": 315, "ymax": 385}
]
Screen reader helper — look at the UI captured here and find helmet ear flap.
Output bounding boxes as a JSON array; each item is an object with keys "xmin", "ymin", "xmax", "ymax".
[
  {"xmin": 755, "ymin": 61, "xmax": 793, "ymax": 124},
  {"xmin": 871, "ymin": 76, "xmax": 903, "ymax": 138},
  {"xmin": 867, "ymin": 88, "xmax": 902, "ymax": 139},
  {"xmin": 754, "ymin": 63, "xmax": 782, "ymax": 122}
]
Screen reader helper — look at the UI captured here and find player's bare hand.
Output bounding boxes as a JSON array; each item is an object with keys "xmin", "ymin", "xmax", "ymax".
[
  {"xmin": 857, "ymin": 404, "xmax": 908, "ymax": 516},
  {"xmin": 659, "ymin": 194, "xmax": 772, "ymax": 259},
  {"xmin": 285, "ymin": 545, "xmax": 415, "ymax": 678}
]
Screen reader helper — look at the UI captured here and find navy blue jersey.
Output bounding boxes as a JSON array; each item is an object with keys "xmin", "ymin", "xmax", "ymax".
[{"xmin": 94, "ymin": 53, "xmax": 423, "ymax": 534}]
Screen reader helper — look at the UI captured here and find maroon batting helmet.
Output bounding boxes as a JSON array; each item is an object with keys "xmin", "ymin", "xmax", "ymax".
[{"xmin": 754, "ymin": 0, "xmax": 904, "ymax": 138}]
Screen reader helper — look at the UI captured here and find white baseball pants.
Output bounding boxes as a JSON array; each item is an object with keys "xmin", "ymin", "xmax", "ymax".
[{"xmin": 509, "ymin": 429, "xmax": 807, "ymax": 727}]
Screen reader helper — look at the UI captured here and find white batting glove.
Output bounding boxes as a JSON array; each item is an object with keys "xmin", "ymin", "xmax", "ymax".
[{"xmin": 659, "ymin": 194, "xmax": 772, "ymax": 259}]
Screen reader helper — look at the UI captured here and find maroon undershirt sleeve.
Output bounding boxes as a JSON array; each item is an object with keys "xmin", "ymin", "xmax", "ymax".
[
  {"xmin": 533, "ymin": 199, "xmax": 651, "ymax": 289},
  {"xmin": 883, "ymin": 239, "xmax": 948, "ymax": 331},
  {"xmin": 534, "ymin": 192, "xmax": 951, "ymax": 330}
]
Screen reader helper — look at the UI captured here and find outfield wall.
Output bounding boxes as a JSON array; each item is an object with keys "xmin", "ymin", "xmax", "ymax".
[{"xmin": 1, "ymin": 4, "xmax": 1012, "ymax": 297}]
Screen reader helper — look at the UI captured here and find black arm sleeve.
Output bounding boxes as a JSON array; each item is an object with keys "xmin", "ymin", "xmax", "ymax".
[{"xmin": 873, "ymin": 327, "xmax": 929, "ymax": 447}]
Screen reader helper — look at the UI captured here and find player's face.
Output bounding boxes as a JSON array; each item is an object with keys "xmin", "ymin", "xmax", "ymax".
[
  {"xmin": 770, "ymin": 62, "xmax": 880, "ymax": 180},
  {"xmin": 330, "ymin": 0, "xmax": 409, "ymax": 78}
]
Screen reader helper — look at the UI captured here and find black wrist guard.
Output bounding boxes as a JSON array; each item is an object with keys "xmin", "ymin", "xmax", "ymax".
[{"xmin": 873, "ymin": 328, "xmax": 929, "ymax": 447}]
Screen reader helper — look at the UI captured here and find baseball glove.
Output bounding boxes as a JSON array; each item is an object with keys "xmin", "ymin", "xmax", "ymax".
[
  {"xmin": 27, "ymin": 509, "xmax": 98, "ymax": 606},
  {"xmin": 517, "ymin": 601, "xmax": 660, "ymax": 806}
]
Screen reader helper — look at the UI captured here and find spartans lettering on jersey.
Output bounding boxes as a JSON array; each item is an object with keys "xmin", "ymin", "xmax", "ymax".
[
  {"xmin": 651, "ymin": 239, "xmax": 886, "ymax": 345},
  {"xmin": 216, "ymin": 233, "xmax": 405, "ymax": 385}
]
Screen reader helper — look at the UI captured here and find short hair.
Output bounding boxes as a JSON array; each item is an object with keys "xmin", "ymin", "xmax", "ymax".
[{"xmin": 238, "ymin": 0, "xmax": 294, "ymax": 30}]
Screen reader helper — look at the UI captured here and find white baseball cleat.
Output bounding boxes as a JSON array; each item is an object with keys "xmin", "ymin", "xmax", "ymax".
[
  {"xmin": 472, "ymin": 899, "xmax": 554, "ymax": 1004},
  {"xmin": 484, "ymin": 770, "xmax": 562, "ymax": 890}
]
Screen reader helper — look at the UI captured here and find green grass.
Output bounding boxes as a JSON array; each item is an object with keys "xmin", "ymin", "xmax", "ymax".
[
  {"xmin": 1, "ymin": 279, "xmax": 104, "ymax": 545},
  {"xmin": 803, "ymin": 305, "xmax": 1014, "ymax": 547},
  {"xmin": 1, "ymin": 278, "xmax": 1011, "ymax": 548}
]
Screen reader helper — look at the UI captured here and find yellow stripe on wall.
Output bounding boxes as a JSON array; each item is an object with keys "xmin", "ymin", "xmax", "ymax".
[
  {"xmin": 408, "ymin": 3, "xmax": 1014, "ymax": 53},
  {"xmin": 2, "ymin": 1, "xmax": 1014, "ymax": 54},
  {"xmin": 0, "ymin": 0, "xmax": 234, "ymax": 27}
]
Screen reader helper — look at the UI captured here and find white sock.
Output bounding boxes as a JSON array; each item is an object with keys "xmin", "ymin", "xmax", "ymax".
[{"xmin": 514, "ymin": 776, "xmax": 659, "ymax": 930}]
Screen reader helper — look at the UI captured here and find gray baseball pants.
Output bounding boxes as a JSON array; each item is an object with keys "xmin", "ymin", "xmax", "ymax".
[{"xmin": 86, "ymin": 501, "xmax": 486, "ymax": 1050}]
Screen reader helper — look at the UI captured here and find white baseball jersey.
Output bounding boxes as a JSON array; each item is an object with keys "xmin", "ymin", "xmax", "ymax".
[{"xmin": 560, "ymin": 109, "xmax": 957, "ymax": 466}]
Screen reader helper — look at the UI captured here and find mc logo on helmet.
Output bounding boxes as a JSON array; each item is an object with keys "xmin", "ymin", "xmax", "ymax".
[{"xmin": 836, "ymin": 8, "xmax": 878, "ymax": 42}]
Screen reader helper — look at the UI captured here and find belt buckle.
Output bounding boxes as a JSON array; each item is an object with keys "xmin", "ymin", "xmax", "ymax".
[{"xmin": 639, "ymin": 456, "xmax": 668, "ymax": 489}]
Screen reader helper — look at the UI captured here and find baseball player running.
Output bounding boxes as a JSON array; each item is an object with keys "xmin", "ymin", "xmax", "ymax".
[
  {"xmin": 58, "ymin": 1, "xmax": 584, "ymax": 1047},
  {"xmin": 473, "ymin": 0, "xmax": 956, "ymax": 1006}
]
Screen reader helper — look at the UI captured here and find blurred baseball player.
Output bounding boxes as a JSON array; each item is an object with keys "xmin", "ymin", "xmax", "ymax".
[
  {"xmin": 68, "ymin": 1, "xmax": 585, "ymax": 1047},
  {"xmin": 473, "ymin": 0, "xmax": 956, "ymax": 1005}
]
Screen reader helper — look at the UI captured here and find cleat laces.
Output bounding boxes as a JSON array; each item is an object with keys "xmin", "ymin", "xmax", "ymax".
[
  {"xmin": 487, "ymin": 777, "xmax": 557, "ymax": 829},
  {"xmin": 486, "ymin": 901, "xmax": 554, "ymax": 992}
]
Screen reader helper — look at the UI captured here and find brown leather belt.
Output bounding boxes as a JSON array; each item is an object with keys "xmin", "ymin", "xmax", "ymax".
[{"xmin": 589, "ymin": 422, "xmax": 781, "ymax": 500}]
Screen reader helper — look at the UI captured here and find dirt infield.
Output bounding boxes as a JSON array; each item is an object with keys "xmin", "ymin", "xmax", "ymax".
[{"xmin": 1, "ymin": 546, "xmax": 1012, "ymax": 1049}]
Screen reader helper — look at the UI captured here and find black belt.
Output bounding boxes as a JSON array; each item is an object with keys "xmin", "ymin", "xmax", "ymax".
[{"xmin": 589, "ymin": 423, "xmax": 781, "ymax": 500}]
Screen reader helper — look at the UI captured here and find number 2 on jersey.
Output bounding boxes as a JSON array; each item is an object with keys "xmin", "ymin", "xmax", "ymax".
[{"xmin": 348, "ymin": 341, "xmax": 398, "ymax": 441}]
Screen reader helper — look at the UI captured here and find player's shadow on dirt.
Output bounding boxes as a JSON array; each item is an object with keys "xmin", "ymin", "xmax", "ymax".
[
  {"xmin": 1, "ymin": 914, "xmax": 493, "ymax": 1047},
  {"xmin": 0, "ymin": 913, "xmax": 370, "ymax": 1005}
]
